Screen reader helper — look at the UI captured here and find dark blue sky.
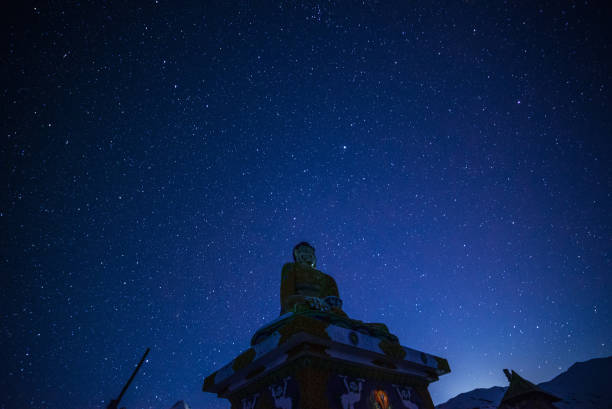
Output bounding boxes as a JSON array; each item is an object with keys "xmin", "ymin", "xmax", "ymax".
[{"xmin": 3, "ymin": 1, "xmax": 611, "ymax": 408}]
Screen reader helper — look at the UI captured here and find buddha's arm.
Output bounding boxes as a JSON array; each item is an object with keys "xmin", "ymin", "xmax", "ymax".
[
  {"xmin": 321, "ymin": 273, "xmax": 340, "ymax": 298},
  {"xmin": 280, "ymin": 263, "xmax": 296, "ymax": 314},
  {"xmin": 323, "ymin": 275, "xmax": 348, "ymax": 316}
]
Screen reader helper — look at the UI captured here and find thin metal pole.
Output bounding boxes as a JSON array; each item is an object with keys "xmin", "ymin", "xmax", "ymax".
[{"xmin": 116, "ymin": 347, "xmax": 150, "ymax": 405}]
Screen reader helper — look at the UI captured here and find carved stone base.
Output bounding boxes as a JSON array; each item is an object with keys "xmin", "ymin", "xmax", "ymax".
[{"xmin": 203, "ymin": 316, "xmax": 449, "ymax": 409}]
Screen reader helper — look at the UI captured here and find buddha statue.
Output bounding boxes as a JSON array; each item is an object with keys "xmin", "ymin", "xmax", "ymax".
[
  {"xmin": 280, "ymin": 242, "xmax": 347, "ymax": 316},
  {"xmin": 251, "ymin": 242, "xmax": 398, "ymax": 346}
]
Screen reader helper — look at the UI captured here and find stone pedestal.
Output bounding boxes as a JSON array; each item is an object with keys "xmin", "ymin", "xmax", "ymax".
[{"xmin": 203, "ymin": 313, "xmax": 450, "ymax": 409}]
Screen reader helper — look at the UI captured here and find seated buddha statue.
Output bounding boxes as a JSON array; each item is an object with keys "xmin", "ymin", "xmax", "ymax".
[
  {"xmin": 280, "ymin": 242, "xmax": 347, "ymax": 316},
  {"xmin": 278, "ymin": 242, "xmax": 397, "ymax": 342},
  {"xmin": 251, "ymin": 242, "xmax": 398, "ymax": 346}
]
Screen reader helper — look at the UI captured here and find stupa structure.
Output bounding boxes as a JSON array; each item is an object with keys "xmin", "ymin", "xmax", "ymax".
[
  {"xmin": 498, "ymin": 369, "xmax": 561, "ymax": 409},
  {"xmin": 203, "ymin": 242, "xmax": 450, "ymax": 409}
]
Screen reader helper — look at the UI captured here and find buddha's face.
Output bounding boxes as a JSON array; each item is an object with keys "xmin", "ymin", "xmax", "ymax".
[{"xmin": 293, "ymin": 243, "xmax": 316, "ymax": 268}]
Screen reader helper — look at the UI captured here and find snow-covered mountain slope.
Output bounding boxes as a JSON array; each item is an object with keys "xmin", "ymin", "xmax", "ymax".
[
  {"xmin": 539, "ymin": 356, "xmax": 612, "ymax": 409},
  {"xmin": 436, "ymin": 356, "xmax": 612, "ymax": 409},
  {"xmin": 436, "ymin": 386, "xmax": 505, "ymax": 409}
]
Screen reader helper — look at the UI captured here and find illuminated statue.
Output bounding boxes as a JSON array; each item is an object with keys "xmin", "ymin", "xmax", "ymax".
[
  {"xmin": 280, "ymin": 242, "xmax": 346, "ymax": 316},
  {"xmin": 257, "ymin": 241, "xmax": 397, "ymax": 345},
  {"xmin": 203, "ymin": 241, "xmax": 451, "ymax": 409}
]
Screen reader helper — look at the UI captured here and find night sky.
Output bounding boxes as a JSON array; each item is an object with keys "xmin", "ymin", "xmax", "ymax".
[{"xmin": 3, "ymin": 1, "xmax": 611, "ymax": 408}]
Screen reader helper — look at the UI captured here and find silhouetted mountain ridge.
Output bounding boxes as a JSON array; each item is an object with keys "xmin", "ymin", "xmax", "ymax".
[{"xmin": 436, "ymin": 356, "xmax": 612, "ymax": 409}]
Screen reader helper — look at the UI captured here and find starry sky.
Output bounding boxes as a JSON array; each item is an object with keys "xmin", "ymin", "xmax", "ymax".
[{"xmin": 3, "ymin": 1, "xmax": 611, "ymax": 408}]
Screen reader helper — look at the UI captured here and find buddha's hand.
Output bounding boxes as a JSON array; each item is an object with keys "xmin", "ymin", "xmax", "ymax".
[
  {"xmin": 304, "ymin": 296, "xmax": 330, "ymax": 312},
  {"xmin": 324, "ymin": 296, "xmax": 343, "ymax": 309}
]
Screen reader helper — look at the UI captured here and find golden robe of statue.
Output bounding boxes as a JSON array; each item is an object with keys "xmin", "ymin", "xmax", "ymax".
[
  {"xmin": 248, "ymin": 242, "xmax": 397, "ymax": 346},
  {"xmin": 280, "ymin": 261, "xmax": 347, "ymax": 316},
  {"xmin": 278, "ymin": 242, "xmax": 347, "ymax": 317}
]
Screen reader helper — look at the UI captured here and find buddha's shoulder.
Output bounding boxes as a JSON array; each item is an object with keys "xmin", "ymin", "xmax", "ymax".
[{"xmin": 281, "ymin": 262, "xmax": 326, "ymax": 277}]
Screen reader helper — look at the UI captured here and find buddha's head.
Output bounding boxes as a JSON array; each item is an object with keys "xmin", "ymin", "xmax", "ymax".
[{"xmin": 293, "ymin": 242, "xmax": 316, "ymax": 268}]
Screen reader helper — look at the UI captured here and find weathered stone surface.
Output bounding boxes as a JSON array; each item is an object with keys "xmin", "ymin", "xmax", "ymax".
[{"xmin": 232, "ymin": 348, "xmax": 256, "ymax": 372}]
